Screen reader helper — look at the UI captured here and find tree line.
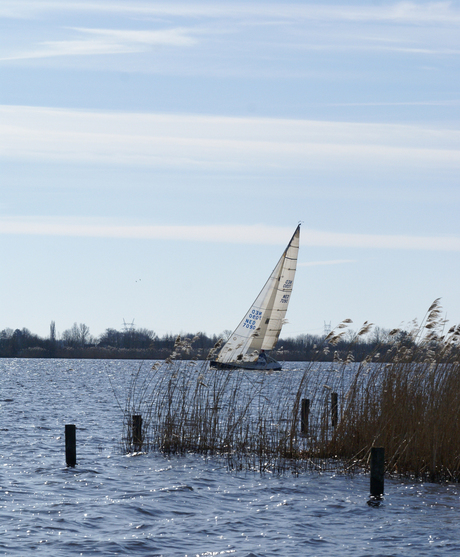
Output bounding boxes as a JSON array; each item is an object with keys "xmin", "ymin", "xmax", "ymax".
[
  {"xmin": 0, "ymin": 322, "xmax": 221, "ymax": 360},
  {"xmin": 0, "ymin": 320, "xmax": 425, "ymax": 362}
]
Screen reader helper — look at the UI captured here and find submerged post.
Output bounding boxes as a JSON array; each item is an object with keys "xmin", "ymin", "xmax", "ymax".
[
  {"xmin": 301, "ymin": 399, "xmax": 310, "ymax": 434},
  {"xmin": 65, "ymin": 424, "xmax": 76, "ymax": 467},
  {"xmin": 132, "ymin": 415, "xmax": 143, "ymax": 452},
  {"xmin": 369, "ymin": 447, "xmax": 385, "ymax": 503},
  {"xmin": 331, "ymin": 392, "xmax": 338, "ymax": 428}
]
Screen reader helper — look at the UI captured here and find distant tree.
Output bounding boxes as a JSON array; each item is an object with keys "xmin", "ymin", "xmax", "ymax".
[
  {"xmin": 47, "ymin": 320, "xmax": 57, "ymax": 356},
  {"xmin": 1, "ymin": 328, "xmax": 13, "ymax": 339},
  {"xmin": 220, "ymin": 330, "xmax": 233, "ymax": 342},
  {"xmin": 50, "ymin": 321, "xmax": 56, "ymax": 342},
  {"xmin": 79, "ymin": 323, "xmax": 91, "ymax": 346},
  {"xmin": 133, "ymin": 328, "xmax": 157, "ymax": 348},
  {"xmin": 62, "ymin": 322, "xmax": 92, "ymax": 348},
  {"xmin": 0, "ymin": 328, "xmax": 13, "ymax": 354},
  {"xmin": 98, "ymin": 327, "xmax": 156, "ymax": 349},
  {"xmin": 393, "ymin": 329, "xmax": 415, "ymax": 348},
  {"xmin": 371, "ymin": 326, "xmax": 390, "ymax": 345},
  {"xmin": 98, "ymin": 328, "xmax": 121, "ymax": 348},
  {"xmin": 62, "ymin": 323, "xmax": 77, "ymax": 348},
  {"xmin": 8, "ymin": 329, "xmax": 22, "ymax": 356}
]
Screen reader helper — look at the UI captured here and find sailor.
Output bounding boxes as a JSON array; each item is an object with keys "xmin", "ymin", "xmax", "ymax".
[{"xmin": 258, "ymin": 350, "xmax": 267, "ymax": 363}]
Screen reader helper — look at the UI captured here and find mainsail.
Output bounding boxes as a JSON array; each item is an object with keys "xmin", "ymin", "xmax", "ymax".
[{"xmin": 212, "ymin": 225, "xmax": 300, "ymax": 369}]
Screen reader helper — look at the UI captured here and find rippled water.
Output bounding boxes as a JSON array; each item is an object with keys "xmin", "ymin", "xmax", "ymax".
[{"xmin": 1, "ymin": 358, "xmax": 459, "ymax": 556}]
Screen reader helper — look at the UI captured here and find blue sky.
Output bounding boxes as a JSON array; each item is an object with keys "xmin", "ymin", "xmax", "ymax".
[{"xmin": 1, "ymin": 0, "xmax": 459, "ymax": 340}]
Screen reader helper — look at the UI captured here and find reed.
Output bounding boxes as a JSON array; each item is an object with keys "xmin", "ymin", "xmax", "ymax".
[
  {"xmin": 321, "ymin": 299, "xmax": 460, "ymax": 480},
  {"xmin": 122, "ymin": 358, "xmax": 313, "ymax": 472},
  {"xmin": 122, "ymin": 301, "xmax": 460, "ymax": 479}
]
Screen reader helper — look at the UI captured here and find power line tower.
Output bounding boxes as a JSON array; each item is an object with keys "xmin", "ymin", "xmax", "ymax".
[
  {"xmin": 122, "ymin": 319, "xmax": 135, "ymax": 332},
  {"xmin": 323, "ymin": 321, "xmax": 332, "ymax": 336}
]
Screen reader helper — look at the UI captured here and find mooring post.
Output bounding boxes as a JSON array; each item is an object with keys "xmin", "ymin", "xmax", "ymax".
[
  {"xmin": 369, "ymin": 447, "xmax": 385, "ymax": 503},
  {"xmin": 132, "ymin": 414, "xmax": 143, "ymax": 452},
  {"xmin": 331, "ymin": 392, "xmax": 338, "ymax": 428},
  {"xmin": 301, "ymin": 398, "xmax": 310, "ymax": 434},
  {"xmin": 65, "ymin": 424, "xmax": 77, "ymax": 467}
]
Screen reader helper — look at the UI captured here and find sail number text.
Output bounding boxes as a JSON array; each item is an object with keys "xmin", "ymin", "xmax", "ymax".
[{"xmin": 243, "ymin": 309, "xmax": 262, "ymax": 330}]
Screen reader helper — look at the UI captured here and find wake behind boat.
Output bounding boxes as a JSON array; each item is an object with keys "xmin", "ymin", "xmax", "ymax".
[{"xmin": 210, "ymin": 225, "xmax": 300, "ymax": 371}]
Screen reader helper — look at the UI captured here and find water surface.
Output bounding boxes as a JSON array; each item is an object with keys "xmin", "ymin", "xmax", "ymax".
[{"xmin": 1, "ymin": 359, "xmax": 459, "ymax": 556}]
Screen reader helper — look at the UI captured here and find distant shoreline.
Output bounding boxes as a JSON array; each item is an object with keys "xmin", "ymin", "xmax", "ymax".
[{"xmin": 1, "ymin": 321, "xmax": 449, "ymax": 363}]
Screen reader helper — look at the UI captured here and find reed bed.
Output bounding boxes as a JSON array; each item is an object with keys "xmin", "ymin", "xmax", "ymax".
[
  {"xmin": 122, "ymin": 357, "xmax": 314, "ymax": 472},
  {"xmin": 122, "ymin": 300, "xmax": 460, "ymax": 480}
]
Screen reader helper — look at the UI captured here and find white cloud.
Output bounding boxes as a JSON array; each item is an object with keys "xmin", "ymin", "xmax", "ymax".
[
  {"xmin": 0, "ymin": 217, "xmax": 459, "ymax": 251},
  {"xmin": 1, "ymin": 40, "xmax": 140, "ymax": 61},
  {"xmin": 0, "ymin": 26, "xmax": 197, "ymax": 61},
  {"xmin": 1, "ymin": 2, "xmax": 459, "ymax": 70},
  {"xmin": 0, "ymin": 218, "xmax": 294, "ymax": 244},
  {"xmin": 73, "ymin": 27, "xmax": 197, "ymax": 46},
  {"xmin": 1, "ymin": 105, "xmax": 459, "ymax": 171},
  {"xmin": 1, "ymin": 2, "xmax": 460, "ymax": 25}
]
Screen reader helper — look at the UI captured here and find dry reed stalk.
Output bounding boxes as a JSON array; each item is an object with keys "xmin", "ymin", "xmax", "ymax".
[
  {"xmin": 324, "ymin": 300, "xmax": 460, "ymax": 480},
  {"xmin": 121, "ymin": 305, "xmax": 460, "ymax": 479}
]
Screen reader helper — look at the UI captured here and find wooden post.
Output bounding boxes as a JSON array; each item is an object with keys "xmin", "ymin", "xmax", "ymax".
[
  {"xmin": 370, "ymin": 447, "xmax": 385, "ymax": 500},
  {"xmin": 65, "ymin": 424, "xmax": 76, "ymax": 467},
  {"xmin": 132, "ymin": 415, "xmax": 143, "ymax": 452},
  {"xmin": 331, "ymin": 392, "xmax": 338, "ymax": 428},
  {"xmin": 301, "ymin": 399, "xmax": 310, "ymax": 434}
]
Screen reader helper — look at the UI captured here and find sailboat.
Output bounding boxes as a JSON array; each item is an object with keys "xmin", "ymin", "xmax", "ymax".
[{"xmin": 210, "ymin": 225, "xmax": 300, "ymax": 371}]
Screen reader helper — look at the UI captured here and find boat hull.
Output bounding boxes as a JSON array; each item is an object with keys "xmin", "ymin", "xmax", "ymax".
[{"xmin": 209, "ymin": 359, "xmax": 282, "ymax": 371}]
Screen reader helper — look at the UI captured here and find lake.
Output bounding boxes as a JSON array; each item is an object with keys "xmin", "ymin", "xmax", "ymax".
[{"xmin": 1, "ymin": 358, "xmax": 459, "ymax": 556}]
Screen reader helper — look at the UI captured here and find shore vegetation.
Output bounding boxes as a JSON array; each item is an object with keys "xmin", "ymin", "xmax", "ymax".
[
  {"xmin": 120, "ymin": 300, "xmax": 460, "ymax": 482},
  {"xmin": 0, "ymin": 317, "xmax": 443, "ymax": 363}
]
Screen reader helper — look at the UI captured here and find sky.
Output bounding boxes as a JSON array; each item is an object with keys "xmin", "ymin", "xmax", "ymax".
[{"xmin": 1, "ymin": 0, "xmax": 459, "ymax": 341}]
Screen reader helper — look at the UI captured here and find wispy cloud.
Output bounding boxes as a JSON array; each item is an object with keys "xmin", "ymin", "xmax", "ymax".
[
  {"xmin": 74, "ymin": 27, "xmax": 196, "ymax": 46},
  {"xmin": 1, "ymin": 2, "xmax": 459, "ymax": 71},
  {"xmin": 1, "ymin": 105, "xmax": 459, "ymax": 170},
  {"xmin": 0, "ymin": 219, "xmax": 295, "ymax": 244},
  {"xmin": 2, "ymin": 2, "xmax": 460, "ymax": 25},
  {"xmin": 0, "ymin": 26, "xmax": 197, "ymax": 61},
  {"xmin": 1, "ymin": 40, "xmax": 140, "ymax": 61},
  {"xmin": 1, "ymin": 218, "xmax": 459, "ymax": 251}
]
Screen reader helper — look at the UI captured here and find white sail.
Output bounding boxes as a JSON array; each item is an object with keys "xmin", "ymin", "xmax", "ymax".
[{"xmin": 215, "ymin": 225, "xmax": 300, "ymax": 366}]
